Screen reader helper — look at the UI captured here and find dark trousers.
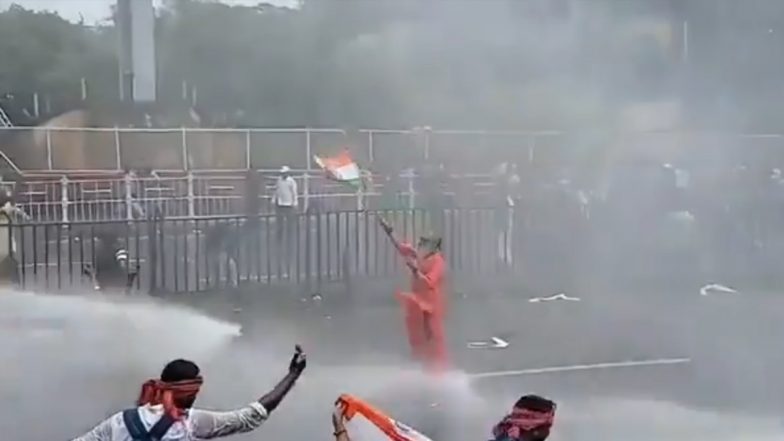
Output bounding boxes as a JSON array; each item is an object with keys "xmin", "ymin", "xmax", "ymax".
[{"xmin": 275, "ymin": 205, "xmax": 296, "ymax": 243}]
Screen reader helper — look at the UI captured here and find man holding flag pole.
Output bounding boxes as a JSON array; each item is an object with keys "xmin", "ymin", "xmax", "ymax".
[{"xmin": 378, "ymin": 216, "xmax": 448, "ymax": 373}]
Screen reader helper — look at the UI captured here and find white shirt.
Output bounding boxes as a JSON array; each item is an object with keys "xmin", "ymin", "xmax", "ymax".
[
  {"xmin": 71, "ymin": 402, "xmax": 268, "ymax": 441},
  {"xmin": 273, "ymin": 176, "xmax": 298, "ymax": 207}
]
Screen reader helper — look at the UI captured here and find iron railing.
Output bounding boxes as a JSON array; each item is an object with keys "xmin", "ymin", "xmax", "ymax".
[
  {"xmin": 8, "ymin": 208, "xmax": 518, "ymax": 293},
  {"xmin": 6, "ymin": 169, "xmax": 496, "ymax": 222},
  {"xmin": 3, "ymin": 126, "xmax": 783, "ymax": 174},
  {"xmin": 8, "ymin": 201, "xmax": 784, "ymax": 294},
  {"xmin": 0, "ymin": 126, "xmax": 568, "ymax": 172}
]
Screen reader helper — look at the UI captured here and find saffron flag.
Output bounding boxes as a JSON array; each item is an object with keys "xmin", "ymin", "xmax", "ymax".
[
  {"xmin": 313, "ymin": 150, "xmax": 363, "ymax": 188},
  {"xmin": 337, "ymin": 394, "xmax": 433, "ymax": 441}
]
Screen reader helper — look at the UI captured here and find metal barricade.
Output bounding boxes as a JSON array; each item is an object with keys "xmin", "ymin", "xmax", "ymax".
[
  {"xmin": 10, "ymin": 198, "xmax": 784, "ymax": 295},
  {"xmin": 9, "ymin": 208, "xmax": 509, "ymax": 293}
]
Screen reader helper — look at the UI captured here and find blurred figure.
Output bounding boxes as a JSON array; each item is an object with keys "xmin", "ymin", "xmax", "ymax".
[
  {"xmin": 71, "ymin": 345, "xmax": 307, "ymax": 441},
  {"xmin": 203, "ymin": 221, "xmax": 242, "ymax": 288},
  {"xmin": 493, "ymin": 162, "xmax": 520, "ymax": 266},
  {"xmin": 272, "ymin": 165, "xmax": 298, "ymax": 251},
  {"xmin": 491, "ymin": 395, "xmax": 556, "ymax": 441},
  {"xmin": 244, "ymin": 168, "xmax": 261, "ymax": 218},
  {"xmin": 379, "ymin": 217, "xmax": 448, "ymax": 373},
  {"xmin": 83, "ymin": 229, "xmax": 138, "ymax": 292},
  {"xmin": 0, "ymin": 187, "xmax": 30, "ymax": 222},
  {"xmin": 0, "ymin": 189, "xmax": 19, "ymax": 283}
]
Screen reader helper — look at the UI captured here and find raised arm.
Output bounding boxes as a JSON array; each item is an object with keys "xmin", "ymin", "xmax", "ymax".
[
  {"xmin": 332, "ymin": 402, "xmax": 351, "ymax": 441},
  {"xmin": 378, "ymin": 217, "xmax": 415, "ymax": 257},
  {"xmin": 190, "ymin": 345, "xmax": 307, "ymax": 440},
  {"xmin": 258, "ymin": 345, "xmax": 306, "ymax": 411}
]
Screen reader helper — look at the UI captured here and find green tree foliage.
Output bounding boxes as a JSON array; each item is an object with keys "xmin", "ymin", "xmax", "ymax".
[
  {"xmin": 2, "ymin": 0, "xmax": 782, "ymax": 130},
  {"xmin": 0, "ymin": 4, "xmax": 116, "ymax": 116}
]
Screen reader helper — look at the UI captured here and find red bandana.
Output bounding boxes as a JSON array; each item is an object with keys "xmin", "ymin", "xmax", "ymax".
[
  {"xmin": 492, "ymin": 408, "xmax": 555, "ymax": 439},
  {"xmin": 137, "ymin": 378, "xmax": 203, "ymax": 420}
]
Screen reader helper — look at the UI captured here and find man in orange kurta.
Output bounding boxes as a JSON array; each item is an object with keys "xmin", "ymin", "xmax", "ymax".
[{"xmin": 379, "ymin": 218, "xmax": 448, "ymax": 372}]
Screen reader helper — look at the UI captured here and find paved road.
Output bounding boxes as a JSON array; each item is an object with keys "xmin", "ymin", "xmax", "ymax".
[
  {"xmin": 4, "ymin": 280, "xmax": 783, "ymax": 440},
  {"xmin": 206, "ymin": 283, "xmax": 784, "ymax": 440}
]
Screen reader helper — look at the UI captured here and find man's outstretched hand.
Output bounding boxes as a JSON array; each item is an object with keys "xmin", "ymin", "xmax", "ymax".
[{"xmin": 289, "ymin": 344, "xmax": 307, "ymax": 375}]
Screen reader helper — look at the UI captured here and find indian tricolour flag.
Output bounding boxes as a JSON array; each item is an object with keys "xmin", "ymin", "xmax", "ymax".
[{"xmin": 313, "ymin": 150, "xmax": 363, "ymax": 188}]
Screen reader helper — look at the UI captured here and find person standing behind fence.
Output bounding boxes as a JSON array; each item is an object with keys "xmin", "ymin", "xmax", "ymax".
[
  {"xmin": 0, "ymin": 191, "xmax": 19, "ymax": 284},
  {"xmin": 272, "ymin": 166, "xmax": 298, "ymax": 250},
  {"xmin": 244, "ymin": 168, "xmax": 262, "ymax": 225},
  {"xmin": 493, "ymin": 163, "xmax": 520, "ymax": 267}
]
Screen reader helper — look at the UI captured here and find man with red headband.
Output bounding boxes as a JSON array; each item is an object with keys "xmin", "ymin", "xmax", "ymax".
[
  {"xmin": 71, "ymin": 345, "xmax": 307, "ymax": 441},
  {"xmin": 379, "ymin": 217, "xmax": 448, "ymax": 372},
  {"xmin": 492, "ymin": 395, "xmax": 556, "ymax": 441}
]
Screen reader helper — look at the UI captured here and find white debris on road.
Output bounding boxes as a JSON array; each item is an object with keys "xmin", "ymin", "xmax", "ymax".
[
  {"xmin": 699, "ymin": 283, "xmax": 738, "ymax": 296},
  {"xmin": 529, "ymin": 293, "xmax": 581, "ymax": 303}
]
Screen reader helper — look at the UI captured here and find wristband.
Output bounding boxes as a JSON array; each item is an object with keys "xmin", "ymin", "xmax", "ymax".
[{"xmin": 334, "ymin": 430, "xmax": 347, "ymax": 437}]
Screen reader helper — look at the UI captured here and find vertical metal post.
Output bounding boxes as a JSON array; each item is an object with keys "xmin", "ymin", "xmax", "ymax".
[
  {"xmin": 423, "ymin": 127, "xmax": 431, "ymax": 161},
  {"xmin": 305, "ymin": 128, "xmax": 313, "ymax": 170},
  {"xmin": 33, "ymin": 93, "xmax": 40, "ymax": 118},
  {"xmin": 367, "ymin": 130, "xmax": 375, "ymax": 162},
  {"xmin": 125, "ymin": 172, "xmax": 133, "ymax": 221},
  {"xmin": 187, "ymin": 171, "xmax": 195, "ymax": 218},
  {"xmin": 303, "ymin": 173, "xmax": 310, "ymax": 214},
  {"xmin": 245, "ymin": 129, "xmax": 251, "ymax": 169},
  {"xmin": 527, "ymin": 134, "xmax": 535, "ymax": 164},
  {"xmin": 60, "ymin": 176, "xmax": 69, "ymax": 223},
  {"xmin": 181, "ymin": 127, "xmax": 188, "ymax": 170},
  {"xmin": 304, "ymin": 129, "xmax": 312, "ymax": 213},
  {"xmin": 81, "ymin": 77, "xmax": 88, "ymax": 101},
  {"xmin": 407, "ymin": 171, "xmax": 415, "ymax": 210},
  {"xmin": 114, "ymin": 127, "xmax": 122, "ymax": 170},
  {"xmin": 45, "ymin": 128, "xmax": 53, "ymax": 170},
  {"xmin": 682, "ymin": 20, "xmax": 689, "ymax": 64}
]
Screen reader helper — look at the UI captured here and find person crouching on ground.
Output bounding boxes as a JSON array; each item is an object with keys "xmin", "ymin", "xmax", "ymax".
[
  {"xmin": 491, "ymin": 395, "xmax": 556, "ymax": 441},
  {"xmin": 71, "ymin": 345, "xmax": 307, "ymax": 441}
]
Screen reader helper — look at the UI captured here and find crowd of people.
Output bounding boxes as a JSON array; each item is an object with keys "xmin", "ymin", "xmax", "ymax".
[
  {"xmin": 70, "ymin": 345, "xmax": 557, "ymax": 441},
  {"xmin": 67, "ymin": 208, "xmax": 558, "ymax": 441}
]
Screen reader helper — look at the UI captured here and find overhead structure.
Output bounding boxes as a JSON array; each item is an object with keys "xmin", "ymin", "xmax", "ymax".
[{"xmin": 115, "ymin": 0, "xmax": 157, "ymax": 103}]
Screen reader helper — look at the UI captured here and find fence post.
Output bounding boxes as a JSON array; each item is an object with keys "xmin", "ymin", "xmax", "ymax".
[
  {"xmin": 45, "ymin": 128, "xmax": 53, "ymax": 170},
  {"xmin": 423, "ymin": 127, "xmax": 431, "ymax": 161},
  {"xmin": 303, "ymin": 173, "xmax": 310, "ymax": 214},
  {"xmin": 367, "ymin": 130, "xmax": 375, "ymax": 162},
  {"xmin": 181, "ymin": 127, "xmax": 189, "ymax": 170},
  {"xmin": 245, "ymin": 129, "xmax": 251, "ymax": 169},
  {"xmin": 125, "ymin": 172, "xmax": 133, "ymax": 221},
  {"xmin": 406, "ymin": 170, "xmax": 415, "ymax": 209},
  {"xmin": 114, "ymin": 127, "xmax": 122, "ymax": 170},
  {"xmin": 187, "ymin": 171, "xmax": 195, "ymax": 218},
  {"xmin": 527, "ymin": 134, "xmax": 535, "ymax": 164},
  {"xmin": 60, "ymin": 176, "xmax": 69, "ymax": 223},
  {"xmin": 304, "ymin": 128, "xmax": 312, "ymax": 212}
]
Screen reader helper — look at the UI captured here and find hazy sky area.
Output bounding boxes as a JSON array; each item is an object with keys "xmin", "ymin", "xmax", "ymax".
[{"xmin": 0, "ymin": 0, "xmax": 297, "ymax": 24}]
